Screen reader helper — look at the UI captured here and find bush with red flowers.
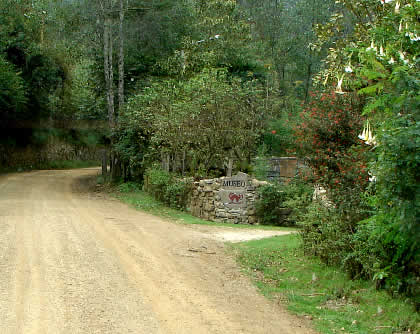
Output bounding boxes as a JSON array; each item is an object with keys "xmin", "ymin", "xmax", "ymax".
[
  {"xmin": 294, "ymin": 91, "xmax": 370, "ymax": 210},
  {"xmin": 294, "ymin": 91, "xmax": 373, "ymax": 272}
]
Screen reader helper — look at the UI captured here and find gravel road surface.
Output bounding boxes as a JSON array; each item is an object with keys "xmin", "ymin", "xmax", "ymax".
[{"xmin": 0, "ymin": 168, "xmax": 315, "ymax": 334}]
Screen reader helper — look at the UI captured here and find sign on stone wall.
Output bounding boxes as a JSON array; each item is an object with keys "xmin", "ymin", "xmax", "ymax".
[
  {"xmin": 219, "ymin": 172, "xmax": 248, "ymax": 208},
  {"xmin": 189, "ymin": 172, "xmax": 267, "ymax": 224}
]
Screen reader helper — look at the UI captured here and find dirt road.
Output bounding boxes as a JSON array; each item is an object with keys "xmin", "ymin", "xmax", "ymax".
[{"xmin": 0, "ymin": 168, "xmax": 315, "ymax": 334}]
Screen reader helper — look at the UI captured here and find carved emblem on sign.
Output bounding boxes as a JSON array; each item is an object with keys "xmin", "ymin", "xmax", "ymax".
[
  {"xmin": 228, "ymin": 192, "xmax": 244, "ymax": 203},
  {"xmin": 219, "ymin": 173, "xmax": 248, "ymax": 208}
]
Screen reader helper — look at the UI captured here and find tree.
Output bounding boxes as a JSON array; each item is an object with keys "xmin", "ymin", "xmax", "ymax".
[
  {"xmin": 118, "ymin": 0, "xmax": 125, "ymax": 114},
  {"xmin": 0, "ymin": 0, "xmax": 65, "ymax": 120},
  {"xmin": 122, "ymin": 68, "xmax": 270, "ymax": 176},
  {"xmin": 241, "ymin": 0, "xmax": 337, "ymax": 100},
  {"xmin": 0, "ymin": 55, "xmax": 27, "ymax": 116},
  {"xmin": 304, "ymin": 0, "xmax": 419, "ymax": 297}
]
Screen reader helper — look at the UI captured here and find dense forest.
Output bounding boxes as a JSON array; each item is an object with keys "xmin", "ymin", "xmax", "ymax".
[
  {"xmin": 0, "ymin": 0, "xmax": 338, "ymax": 171},
  {"xmin": 1, "ymin": 0, "xmax": 418, "ymax": 306}
]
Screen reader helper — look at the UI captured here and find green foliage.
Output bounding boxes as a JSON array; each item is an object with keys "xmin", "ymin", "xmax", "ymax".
[
  {"xmin": 113, "ymin": 125, "xmax": 149, "ymax": 180},
  {"xmin": 0, "ymin": 0, "xmax": 66, "ymax": 114},
  {"xmin": 373, "ymin": 116, "xmax": 419, "ymax": 237},
  {"xmin": 159, "ymin": 0, "xmax": 259, "ymax": 78},
  {"xmin": 349, "ymin": 115, "xmax": 419, "ymax": 299},
  {"xmin": 144, "ymin": 167, "xmax": 171, "ymax": 202},
  {"xmin": 70, "ymin": 60, "xmax": 105, "ymax": 120},
  {"xmin": 282, "ymin": 179, "xmax": 314, "ymax": 224},
  {"xmin": 242, "ymin": 0, "xmax": 337, "ymax": 99},
  {"xmin": 349, "ymin": 214, "xmax": 419, "ymax": 299},
  {"xmin": 114, "ymin": 0, "xmax": 339, "ymax": 180},
  {"xmin": 144, "ymin": 167, "xmax": 191, "ymax": 209},
  {"xmin": 127, "ymin": 1, "xmax": 195, "ymax": 73},
  {"xmin": 122, "ymin": 68, "xmax": 271, "ymax": 176},
  {"xmin": 251, "ymin": 150, "xmax": 271, "ymax": 181},
  {"xmin": 262, "ymin": 117, "xmax": 295, "ymax": 156},
  {"xmin": 307, "ymin": 0, "xmax": 419, "ymax": 300},
  {"xmin": 255, "ymin": 183, "xmax": 288, "ymax": 226},
  {"xmin": 294, "ymin": 90, "xmax": 371, "ymax": 213},
  {"xmin": 0, "ymin": 0, "xmax": 71, "ymax": 162},
  {"xmin": 115, "ymin": 184, "xmax": 294, "ymax": 230},
  {"xmin": 293, "ymin": 91, "xmax": 374, "ymax": 284},
  {"xmin": 300, "ymin": 203, "xmax": 356, "ymax": 268},
  {"xmin": 117, "ymin": 181, "xmax": 140, "ymax": 193},
  {"xmin": 38, "ymin": 160, "xmax": 99, "ymax": 170},
  {"xmin": 255, "ymin": 178, "xmax": 312, "ymax": 226},
  {"xmin": 0, "ymin": 55, "xmax": 27, "ymax": 114},
  {"xmin": 164, "ymin": 179, "xmax": 190, "ymax": 210},
  {"xmin": 344, "ymin": 0, "xmax": 419, "ymax": 298}
]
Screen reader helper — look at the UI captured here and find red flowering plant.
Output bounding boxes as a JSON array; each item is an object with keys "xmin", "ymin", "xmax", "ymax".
[{"xmin": 294, "ymin": 90, "xmax": 371, "ymax": 216}]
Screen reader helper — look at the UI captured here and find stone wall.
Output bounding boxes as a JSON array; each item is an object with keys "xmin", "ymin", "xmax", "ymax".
[{"xmin": 189, "ymin": 172, "xmax": 268, "ymax": 224}]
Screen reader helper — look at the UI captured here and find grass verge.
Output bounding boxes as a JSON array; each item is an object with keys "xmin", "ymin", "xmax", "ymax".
[
  {"xmin": 38, "ymin": 160, "xmax": 100, "ymax": 170},
  {"xmin": 233, "ymin": 234, "xmax": 419, "ymax": 334},
  {"xmin": 0, "ymin": 160, "xmax": 100, "ymax": 173},
  {"xmin": 111, "ymin": 183, "xmax": 295, "ymax": 231},
  {"xmin": 108, "ymin": 181, "xmax": 418, "ymax": 332}
]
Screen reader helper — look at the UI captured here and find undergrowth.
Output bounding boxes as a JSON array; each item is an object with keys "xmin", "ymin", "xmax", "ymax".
[
  {"xmin": 38, "ymin": 160, "xmax": 100, "ymax": 170},
  {"xmin": 112, "ymin": 183, "xmax": 295, "ymax": 231},
  {"xmin": 1, "ymin": 160, "xmax": 100, "ymax": 172}
]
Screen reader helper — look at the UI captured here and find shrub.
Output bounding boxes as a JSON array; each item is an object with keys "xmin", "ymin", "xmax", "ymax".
[
  {"xmin": 144, "ymin": 167, "xmax": 191, "ymax": 209},
  {"xmin": 349, "ymin": 214, "xmax": 420, "ymax": 303},
  {"xmin": 118, "ymin": 182, "xmax": 140, "ymax": 193},
  {"xmin": 294, "ymin": 91, "xmax": 370, "ymax": 210},
  {"xmin": 293, "ymin": 91, "xmax": 372, "ymax": 278},
  {"xmin": 262, "ymin": 117, "xmax": 295, "ymax": 156},
  {"xmin": 282, "ymin": 178, "xmax": 313, "ymax": 224},
  {"xmin": 0, "ymin": 54, "xmax": 27, "ymax": 114},
  {"xmin": 255, "ymin": 183, "xmax": 287, "ymax": 226},
  {"xmin": 144, "ymin": 168, "xmax": 171, "ymax": 202},
  {"xmin": 164, "ymin": 179, "xmax": 190, "ymax": 209},
  {"xmin": 349, "ymin": 115, "xmax": 420, "ymax": 299},
  {"xmin": 255, "ymin": 178, "xmax": 312, "ymax": 226},
  {"xmin": 309, "ymin": 0, "xmax": 419, "ymax": 301},
  {"xmin": 299, "ymin": 203, "xmax": 357, "ymax": 269}
]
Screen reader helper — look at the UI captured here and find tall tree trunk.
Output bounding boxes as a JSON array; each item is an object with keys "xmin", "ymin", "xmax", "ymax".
[
  {"xmin": 118, "ymin": 0, "xmax": 125, "ymax": 113},
  {"xmin": 304, "ymin": 61, "xmax": 312, "ymax": 103},
  {"xmin": 110, "ymin": 0, "xmax": 126, "ymax": 182},
  {"xmin": 227, "ymin": 150, "xmax": 234, "ymax": 177},
  {"xmin": 166, "ymin": 154, "xmax": 170, "ymax": 172},
  {"xmin": 182, "ymin": 150, "xmax": 186, "ymax": 176},
  {"xmin": 101, "ymin": 0, "xmax": 115, "ymax": 178},
  {"xmin": 304, "ymin": 1, "xmax": 316, "ymax": 103},
  {"xmin": 104, "ymin": 10, "xmax": 115, "ymax": 128}
]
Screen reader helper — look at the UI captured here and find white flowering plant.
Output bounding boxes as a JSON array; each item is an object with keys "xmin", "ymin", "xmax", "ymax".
[
  {"xmin": 346, "ymin": 0, "xmax": 419, "ymax": 298},
  {"xmin": 307, "ymin": 0, "xmax": 419, "ymax": 298}
]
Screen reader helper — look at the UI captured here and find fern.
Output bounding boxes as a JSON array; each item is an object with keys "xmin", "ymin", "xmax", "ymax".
[{"xmin": 358, "ymin": 82, "xmax": 384, "ymax": 95}]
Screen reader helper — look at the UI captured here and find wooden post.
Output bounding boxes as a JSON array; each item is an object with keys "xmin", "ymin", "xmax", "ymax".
[
  {"xmin": 166, "ymin": 153, "xmax": 170, "ymax": 172},
  {"xmin": 182, "ymin": 150, "xmax": 186, "ymax": 176},
  {"xmin": 101, "ymin": 149, "xmax": 108, "ymax": 177},
  {"xmin": 227, "ymin": 158, "xmax": 233, "ymax": 177}
]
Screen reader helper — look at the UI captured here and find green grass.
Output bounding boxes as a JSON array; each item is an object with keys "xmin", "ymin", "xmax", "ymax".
[
  {"xmin": 0, "ymin": 160, "xmax": 100, "ymax": 173},
  {"xmin": 0, "ymin": 167, "xmax": 17, "ymax": 174},
  {"xmin": 233, "ymin": 234, "xmax": 419, "ymax": 334},
  {"xmin": 38, "ymin": 160, "xmax": 100, "ymax": 170},
  {"xmin": 110, "ymin": 181, "xmax": 419, "ymax": 333},
  {"xmin": 112, "ymin": 185, "xmax": 295, "ymax": 231}
]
